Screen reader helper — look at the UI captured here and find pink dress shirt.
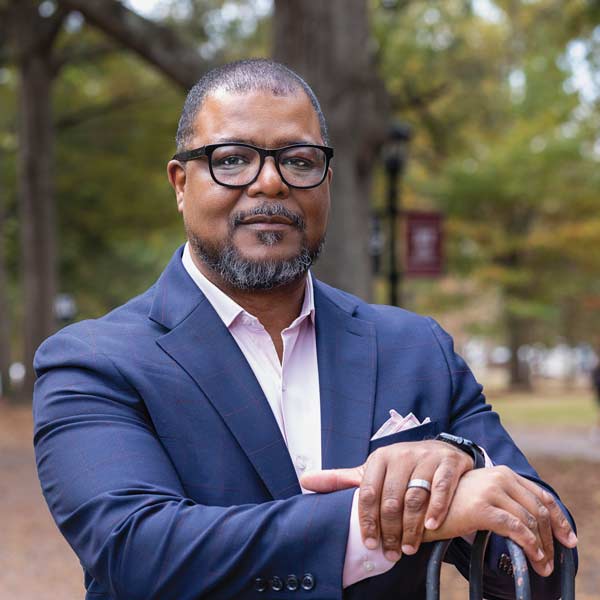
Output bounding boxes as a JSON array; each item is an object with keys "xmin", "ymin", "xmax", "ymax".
[{"xmin": 182, "ymin": 243, "xmax": 394, "ymax": 587}]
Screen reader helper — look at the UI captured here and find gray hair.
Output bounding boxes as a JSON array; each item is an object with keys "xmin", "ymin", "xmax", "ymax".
[{"xmin": 175, "ymin": 58, "xmax": 329, "ymax": 151}]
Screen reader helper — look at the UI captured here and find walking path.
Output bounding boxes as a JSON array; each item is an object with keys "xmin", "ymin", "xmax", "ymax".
[{"xmin": 507, "ymin": 425, "xmax": 600, "ymax": 462}]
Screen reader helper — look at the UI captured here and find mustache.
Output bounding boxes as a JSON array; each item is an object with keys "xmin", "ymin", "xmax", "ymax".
[{"xmin": 230, "ymin": 203, "xmax": 305, "ymax": 231}]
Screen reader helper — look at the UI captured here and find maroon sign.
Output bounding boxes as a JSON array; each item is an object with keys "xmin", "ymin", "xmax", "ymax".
[{"xmin": 404, "ymin": 211, "xmax": 444, "ymax": 277}]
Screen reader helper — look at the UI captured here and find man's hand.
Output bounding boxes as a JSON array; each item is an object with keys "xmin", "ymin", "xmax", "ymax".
[
  {"xmin": 301, "ymin": 440, "xmax": 474, "ymax": 561},
  {"xmin": 302, "ymin": 452, "xmax": 578, "ymax": 577},
  {"xmin": 425, "ymin": 466, "xmax": 578, "ymax": 577}
]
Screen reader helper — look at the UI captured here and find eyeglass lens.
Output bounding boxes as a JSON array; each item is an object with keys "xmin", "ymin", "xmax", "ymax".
[{"xmin": 210, "ymin": 145, "xmax": 327, "ymax": 187}]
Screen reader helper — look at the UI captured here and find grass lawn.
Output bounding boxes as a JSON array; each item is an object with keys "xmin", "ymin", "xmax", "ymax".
[{"xmin": 485, "ymin": 388, "xmax": 598, "ymax": 428}]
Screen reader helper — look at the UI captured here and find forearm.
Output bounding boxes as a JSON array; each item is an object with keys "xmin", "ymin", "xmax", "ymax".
[
  {"xmin": 34, "ymin": 333, "xmax": 354, "ymax": 600},
  {"xmin": 59, "ymin": 488, "xmax": 354, "ymax": 600},
  {"xmin": 35, "ymin": 405, "xmax": 355, "ymax": 600}
]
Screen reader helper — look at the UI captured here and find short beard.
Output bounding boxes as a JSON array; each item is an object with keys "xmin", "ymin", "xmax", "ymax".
[{"xmin": 187, "ymin": 203, "xmax": 324, "ymax": 291}]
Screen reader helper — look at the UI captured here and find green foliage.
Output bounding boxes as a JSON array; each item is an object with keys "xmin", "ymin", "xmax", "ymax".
[
  {"xmin": 0, "ymin": 65, "xmax": 20, "ymax": 323},
  {"xmin": 372, "ymin": 0, "xmax": 600, "ymax": 346},
  {"xmin": 53, "ymin": 27, "xmax": 185, "ymax": 318},
  {"xmin": 3, "ymin": 0, "xmax": 598, "ymax": 352},
  {"xmin": 1, "ymin": 0, "xmax": 271, "ymax": 324}
]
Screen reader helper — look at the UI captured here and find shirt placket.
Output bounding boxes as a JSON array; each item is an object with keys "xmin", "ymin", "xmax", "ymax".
[{"xmin": 281, "ymin": 321, "xmax": 316, "ymax": 482}]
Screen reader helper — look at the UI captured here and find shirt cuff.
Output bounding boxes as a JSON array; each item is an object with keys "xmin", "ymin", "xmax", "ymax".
[
  {"xmin": 482, "ymin": 446, "xmax": 494, "ymax": 468},
  {"xmin": 462, "ymin": 445, "xmax": 494, "ymax": 544},
  {"xmin": 342, "ymin": 489, "xmax": 397, "ymax": 588}
]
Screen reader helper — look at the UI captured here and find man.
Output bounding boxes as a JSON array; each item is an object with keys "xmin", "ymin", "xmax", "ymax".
[{"xmin": 34, "ymin": 59, "xmax": 576, "ymax": 600}]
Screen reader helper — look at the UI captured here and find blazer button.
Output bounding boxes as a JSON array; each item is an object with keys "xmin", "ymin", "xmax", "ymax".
[
  {"xmin": 270, "ymin": 576, "xmax": 283, "ymax": 591},
  {"xmin": 286, "ymin": 574, "xmax": 299, "ymax": 591},
  {"xmin": 254, "ymin": 577, "xmax": 267, "ymax": 592},
  {"xmin": 498, "ymin": 553, "xmax": 514, "ymax": 576},
  {"xmin": 301, "ymin": 573, "xmax": 315, "ymax": 591}
]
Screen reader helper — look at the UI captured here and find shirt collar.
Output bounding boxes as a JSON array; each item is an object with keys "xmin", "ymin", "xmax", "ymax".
[{"xmin": 182, "ymin": 242, "xmax": 315, "ymax": 330}]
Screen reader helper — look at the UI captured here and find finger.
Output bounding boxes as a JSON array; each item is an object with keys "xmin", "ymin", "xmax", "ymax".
[
  {"xmin": 488, "ymin": 467, "xmax": 555, "ymax": 573},
  {"xmin": 359, "ymin": 457, "xmax": 388, "ymax": 550},
  {"xmin": 518, "ymin": 477, "xmax": 578, "ymax": 549},
  {"xmin": 485, "ymin": 506, "xmax": 550, "ymax": 574},
  {"xmin": 401, "ymin": 469, "xmax": 435, "ymax": 555},
  {"xmin": 300, "ymin": 466, "xmax": 363, "ymax": 493},
  {"xmin": 496, "ymin": 496, "xmax": 550, "ymax": 576},
  {"xmin": 508, "ymin": 479, "xmax": 555, "ymax": 574},
  {"xmin": 424, "ymin": 460, "xmax": 463, "ymax": 530},
  {"xmin": 379, "ymin": 467, "xmax": 411, "ymax": 561}
]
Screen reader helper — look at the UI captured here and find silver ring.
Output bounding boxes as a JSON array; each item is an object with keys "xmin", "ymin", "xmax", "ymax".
[{"xmin": 407, "ymin": 478, "xmax": 432, "ymax": 493}]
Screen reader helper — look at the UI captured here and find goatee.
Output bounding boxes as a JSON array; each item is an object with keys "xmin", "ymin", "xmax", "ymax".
[{"xmin": 187, "ymin": 202, "xmax": 324, "ymax": 290}]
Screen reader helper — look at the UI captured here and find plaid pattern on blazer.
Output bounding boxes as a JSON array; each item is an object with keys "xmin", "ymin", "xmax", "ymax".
[{"xmin": 33, "ymin": 245, "xmax": 575, "ymax": 600}]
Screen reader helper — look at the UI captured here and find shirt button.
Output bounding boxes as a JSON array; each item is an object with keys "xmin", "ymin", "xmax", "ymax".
[
  {"xmin": 301, "ymin": 573, "xmax": 315, "ymax": 591},
  {"xmin": 364, "ymin": 560, "xmax": 375, "ymax": 573},
  {"xmin": 296, "ymin": 455, "xmax": 307, "ymax": 470}
]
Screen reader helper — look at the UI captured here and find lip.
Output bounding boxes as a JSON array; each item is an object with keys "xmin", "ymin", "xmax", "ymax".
[
  {"xmin": 239, "ymin": 222, "xmax": 295, "ymax": 231},
  {"xmin": 240, "ymin": 215, "xmax": 294, "ymax": 226},
  {"xmin": 238, "ymin": 215, "xmax": 297, "ymax": 230}
]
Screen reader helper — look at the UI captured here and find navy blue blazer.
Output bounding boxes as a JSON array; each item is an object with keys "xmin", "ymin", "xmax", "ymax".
[{"xmin": 34, "ymin": 246, "xmax": 574, "ymax": 599}]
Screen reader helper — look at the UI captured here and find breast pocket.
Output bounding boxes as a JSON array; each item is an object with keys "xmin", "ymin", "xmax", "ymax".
[{"xmin": 368, "ymin": 420, "xmax": 440, "ymax": 453}]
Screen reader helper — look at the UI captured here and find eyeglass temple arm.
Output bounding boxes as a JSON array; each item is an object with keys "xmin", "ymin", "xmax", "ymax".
[{"xmin": 171, "ymin": 147, "xmax": 208, "ymax": 161}]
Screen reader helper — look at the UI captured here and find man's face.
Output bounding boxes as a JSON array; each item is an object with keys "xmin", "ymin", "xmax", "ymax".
[{"xmin": 168, "ymin": 87, "xmax": 331, "ymax": 290}]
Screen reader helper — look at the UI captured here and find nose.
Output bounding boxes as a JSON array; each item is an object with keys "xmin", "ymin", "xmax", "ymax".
[{"xmin": 246, "ymin": 157, "xmax": 289, "ymax": 199}]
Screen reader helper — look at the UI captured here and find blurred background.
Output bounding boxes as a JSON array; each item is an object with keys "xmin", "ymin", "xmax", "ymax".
[{"xmin": 0, "ymin": 0, "xmax": 599, "ymax": 598}]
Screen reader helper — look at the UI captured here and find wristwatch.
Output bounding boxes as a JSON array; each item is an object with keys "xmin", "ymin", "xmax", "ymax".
[{"xmin": 435, "ymin": 432, "xmax": 486, "ymax": 469}]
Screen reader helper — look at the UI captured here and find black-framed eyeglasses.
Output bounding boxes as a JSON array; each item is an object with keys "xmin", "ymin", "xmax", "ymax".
[{"xmin": 172, "ymin": 143, "xmax": 334, "ymax": 189}]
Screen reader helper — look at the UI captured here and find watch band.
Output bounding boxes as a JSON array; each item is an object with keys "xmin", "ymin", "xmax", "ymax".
[{"xmin": 435, "ymin": 432, "xmax": 486, "ymax": 469}]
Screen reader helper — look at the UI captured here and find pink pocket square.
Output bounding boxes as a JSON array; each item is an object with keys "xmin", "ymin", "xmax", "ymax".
[{"xmin": 370, "ymin": 409, "xmax": 431, "ymax": 441}]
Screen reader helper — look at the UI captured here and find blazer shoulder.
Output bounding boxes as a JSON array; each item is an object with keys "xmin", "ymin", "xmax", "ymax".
[
  {"xmin": 314, "ymin": 277, "xmax": 441, "ymax": 333},
  {"xmin": 35, "ymin": 284, "xmax": 159, "ymax": 369},
  {"xmin": 314, "ymin": 279, "xmax": 447, "ymax": 351}
]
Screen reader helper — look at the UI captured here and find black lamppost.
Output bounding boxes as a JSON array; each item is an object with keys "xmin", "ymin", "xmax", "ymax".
[{"xmin": 383, "ymin": 123, "xmax": 412, "ymax": 306}]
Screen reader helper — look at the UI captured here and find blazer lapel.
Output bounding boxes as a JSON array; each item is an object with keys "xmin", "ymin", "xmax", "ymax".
[
  {"xmin": 150, "ymin": 248, "xmax": 301, "ymax": 500},
  {"xmin": 314, "ymin": 281, "xmax": 378, "ymax": 470}
]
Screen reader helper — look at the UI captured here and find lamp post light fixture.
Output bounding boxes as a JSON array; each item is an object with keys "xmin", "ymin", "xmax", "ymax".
[
  {"xmin": 54, "ymin": 293, "xmax": 77, "ymax": 324},
  {"xmin": 383, "ymin": 122, "xmax": 413, "ymax": 306}
]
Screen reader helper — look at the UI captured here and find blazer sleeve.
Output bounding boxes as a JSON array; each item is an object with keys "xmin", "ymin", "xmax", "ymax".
[
  {"xmin": 427, "ymin": 318, "xmax": 577, "ymax": 600},
  {"xmin": 33, "ymin": 330, "xmax": 355, "ymax": 600}
]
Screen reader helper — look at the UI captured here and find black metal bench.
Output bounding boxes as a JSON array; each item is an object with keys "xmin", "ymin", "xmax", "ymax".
[{"xmin": 426, "ymin": 532, "xmax": 576, "ymax": 599}]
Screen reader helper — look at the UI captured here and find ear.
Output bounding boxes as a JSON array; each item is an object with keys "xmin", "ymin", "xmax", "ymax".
[
  {"xmin": 326, "ymin": 166, "xmax": 333, "ymax": 184},
  {"xmin": 167, "ymin": 160, "xmax": 186, "ymax": 213}
]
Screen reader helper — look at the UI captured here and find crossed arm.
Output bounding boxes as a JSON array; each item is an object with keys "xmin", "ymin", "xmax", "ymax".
[
  {"xmin": 34, "ymin": 324, "xmax": 577, "ymax": 599},
  {"xmin": 302, "ymin": 439, "xmax": 577, "ymax": 578}
]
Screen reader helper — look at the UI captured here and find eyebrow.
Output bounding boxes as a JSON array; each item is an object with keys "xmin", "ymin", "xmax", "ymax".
[{"xmin": 211, "ymin": 137, "xmax": 320, "ymax": 147}]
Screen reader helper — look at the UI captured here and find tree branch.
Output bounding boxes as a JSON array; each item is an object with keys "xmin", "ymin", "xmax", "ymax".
[
  {"xmin": 52, "ymin": 41, "xmax": 119, "ymax": 74},
  {"xmin": 38, "ymin": 5, "xmax": 70, "ymax": 50},
  {"xmin": 56, "ymin": 0, "xmax": 213, "ymax": 90},
  {"xmin": 55, "ymin": 94, "xmax": 147, "ymax": 130},
  {"xmin": 392, "ymin": 81, "xmax": 450, "ymax": 111}
]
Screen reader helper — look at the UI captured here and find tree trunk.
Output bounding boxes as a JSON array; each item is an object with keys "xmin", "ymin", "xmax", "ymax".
[
  {"xmin": 0, "ymin": 148, "xmax": 11, "ymax": 400},
  {"xmin": 273, "ymin": 0, "xmax": 389, "ymax": 300},
  {"xmin": 14, "ymin": 1, "xmax": 60, "ymax": 400},
  {"xmin": 506, "ymin": 310, "xmax": 532, "ymax": 391}
]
